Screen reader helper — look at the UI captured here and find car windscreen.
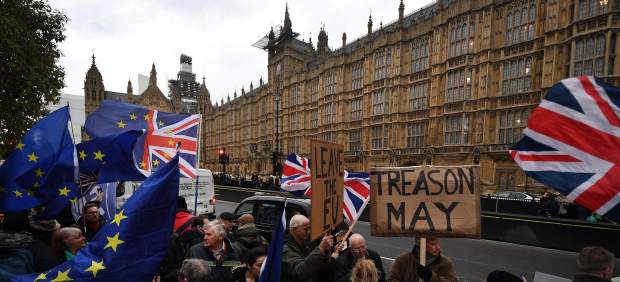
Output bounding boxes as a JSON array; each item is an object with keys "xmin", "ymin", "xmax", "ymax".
[{"xmin": 255, "ymin": 201, "xmax": 284, "ymax": 226}]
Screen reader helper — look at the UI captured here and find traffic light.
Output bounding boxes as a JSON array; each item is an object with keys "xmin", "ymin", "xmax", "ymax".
[{"xmin": 218, "ymin": 148, "xmax": 226, "ymax": 164}]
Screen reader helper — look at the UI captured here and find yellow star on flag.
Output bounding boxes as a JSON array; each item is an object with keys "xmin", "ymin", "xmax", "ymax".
[
  {"xmin": 34, "ymin": 272, "xmax": 47, "ymax": 281},
  {"xmin": 139, "ymin": 161, "xmax": 146, "ymax": 168},
  {"xmin": 111, "ymin": 209, "xmax": 128, "ymax": 227},
  {"xmin": 16, "ymin": 141, "xmax": 25, "ymax": 150},
  {"xmin": 129, "ymin": 113, "xmax": 137, "ymax": 120},
  {"xmin": 58, "ymin": 186, "xmax": 70, "ymax": 197},
  {"xmin": 158, "ymin": 120, "xmax": 164, "ymax": 127},
  {"xmin": 94, "ymin": 150, "xmax": 105, "ymax": 161},
  {"xmin": 28, "ymin": 152, "xmax": 39, "ymax": 162},
  {"xmin": 79, "ymin": 150, "xmax": 87, "ymax": 160},
  {"xmin": 70, "ymin": 197, "xmax": 78, "ymax": 204},
  {"xmin": 14, "ymin": 190, "xmax": 23, "ymax": 198},
  {"xmin": 35, "ymin": 168, "xmax": 45, "ymax": 178},
  {"xmin": 33, "ymin": 181, "xmax": 40, "ymax": 188},
  {"xmin": 50, "ymin": 268, "xmax": 72, "ymax": 282},
  {"xmin": 85, "ymin": 259, "xmax": 107, "ymax": 278},
  {"xmin": 153, "ymin": 159, "xmax": 160, "ymax": 166},
  {"xmin": 26, "ymin": 189, "xmax": 34, "ymax": 196},
  {"xmin": 104, "ymin": 233, "xmax": 124, "ymax": 252},
  {"xmin": 117, "ymin": 120, "xmax": 126, "ymax": 128},
  {"xmin": 144, "ymin": 114, "xmax": 150, "ymax": 121},
  {"xmin": 167, "ymin": 139, "xmax": 175, "ymax": 146}
]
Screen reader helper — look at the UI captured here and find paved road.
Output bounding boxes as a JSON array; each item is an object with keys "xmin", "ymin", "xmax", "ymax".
[{"xmin": 214, "ymin": 200, "xmax": 620, "ymax": 282}]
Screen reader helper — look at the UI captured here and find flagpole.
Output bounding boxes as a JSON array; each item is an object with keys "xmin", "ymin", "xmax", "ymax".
[
  {"xmin": 66, "ymin": 101, "xmax": 87, "ymax": 236},
  {"xmin": 193, "ymin": 114, "xmax": 203, "ymax": 215}
]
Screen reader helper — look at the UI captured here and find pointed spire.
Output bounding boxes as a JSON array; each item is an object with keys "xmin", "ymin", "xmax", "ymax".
[
  {"xmin": 149, "ymin": 62, "xmax": 157, "ymax": 86},
  {"xmin": 202, "ymin": 75, "xmax": 206, "ymax": 85},
  {"xmin": 234, "ymin": 90, "xmax": 237, "ymax": 99},
  {"xmin": 399, "ymin": 0, "xmax": 405, "ymax": 21},
  {"xmin": 283, "ymin": 2, "xmax": 292, "ymax": 35},
  {"xmin": 242, "ymin": 87, "xmax": 245, "ymax": 95},
  {"xmin": 250, "ymin": 81, "xmax": 254, "ymax": 92},
  {"xmin": 91, "ymin": 53, "xmax": 96, "ymax": 66},
  {"xmin": 342, "ymin": 32, "xmax": 347, "ymax": 48},
  {"xmin": 127, "ymin": 79, "xmax": 133, "ymax": 99},
  {"xmin": 367, "ymin": 14, "xmax": 373, "ymax": 35},
  {"xmin": 260, "ymin": 76, "xmax": 264, "ymax": 86}
]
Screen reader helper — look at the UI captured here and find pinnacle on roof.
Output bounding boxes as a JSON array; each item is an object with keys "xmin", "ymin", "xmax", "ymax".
[{"xmin": 283, "ymin": 2, "xmax": 292, "ymax": 35}]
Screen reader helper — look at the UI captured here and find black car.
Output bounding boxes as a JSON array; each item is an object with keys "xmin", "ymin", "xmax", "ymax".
[{"xmin": 233, "ymin": 192, "xmax": 311, "ymax": 239}]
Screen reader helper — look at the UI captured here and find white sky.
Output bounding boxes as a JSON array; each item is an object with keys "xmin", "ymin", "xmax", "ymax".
[{"xmin": 50, "ymin": 0, "xmax": 434, "ymax": 104}]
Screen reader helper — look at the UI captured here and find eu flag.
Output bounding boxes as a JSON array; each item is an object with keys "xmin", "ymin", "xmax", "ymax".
[
  {"xmin": 259, "ymin": 206, "xmax": 286, "ymax": 282},
  {"xmin": 84, "ymin": 100, "xmax": 201, "ymax": 179},
  {"xmin": 0, "ymin": 106, "xmax": 77, "ymax": 213},
  {"xmin": 76, "ymin": 130, "xmax": 146, "ymax": 184},
  {"xmin": 13, "ymin": 156, "xmax": 181, "ymax": 282}
]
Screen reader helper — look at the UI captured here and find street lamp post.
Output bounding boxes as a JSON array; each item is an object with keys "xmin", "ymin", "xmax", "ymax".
[{"xmin": 273, "ymin": 92, "xmax": 281, "ymax": 176}]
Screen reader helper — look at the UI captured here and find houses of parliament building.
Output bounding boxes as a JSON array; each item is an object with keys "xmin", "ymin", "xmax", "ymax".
[{"xmin": 88, "ymin": 0, "xmax": 620, "ymax": 194}]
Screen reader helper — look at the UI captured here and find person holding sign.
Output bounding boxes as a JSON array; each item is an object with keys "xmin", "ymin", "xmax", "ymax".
[
  {"xmin": 389, "ymin": 237, "xmax": 457, "ymax": 282},
  {"xmin": 281, "ymin": 214, "xmax": 336, "ymax": 282}
]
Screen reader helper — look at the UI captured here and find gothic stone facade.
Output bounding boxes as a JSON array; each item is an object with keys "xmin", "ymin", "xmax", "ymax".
[
  {"xmin": 208, "ymin": 0, "xmax": 619, "ymax": 193},
  {"xmin": 84, "ymin": 57, "xmax": 212, "ymax": 140}
]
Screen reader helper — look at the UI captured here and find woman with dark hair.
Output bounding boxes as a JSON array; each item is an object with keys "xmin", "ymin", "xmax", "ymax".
[
  {"xmin": 232, "ymin": 247, "xmax": 267, "ymax": 282},
  {"xmin": 50, "ymin": 227, "xmax": 85, "ymax": 263}
]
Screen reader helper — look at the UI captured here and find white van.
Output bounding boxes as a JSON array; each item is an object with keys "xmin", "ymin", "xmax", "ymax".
[{"xmin": 117, "ymin": 168, "xmax": 215, "ymax": 216}]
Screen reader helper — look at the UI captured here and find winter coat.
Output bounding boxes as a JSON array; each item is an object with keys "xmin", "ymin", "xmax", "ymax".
[
  {"xmin": 389, "ymin": 250, "xmax": 456, "ymax": 282},
  {"xmin": 231, "ymin": 223, "xmax": 268, "ymax": 260},
  {"xmin": 173, "ymin": 210, "xmax": 194, "ymax": 234},
  {"xmin": 281, "ymin": 235, "xmax": 332, "ymax": 282},
  {"xmin": 187, "ymin": 238, "xmax": 242, "ymax": 282}
]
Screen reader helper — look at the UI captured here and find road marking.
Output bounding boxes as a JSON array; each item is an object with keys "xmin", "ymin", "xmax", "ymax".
[{"xmin": 381, "ymin": 256, "xmax": 395, "ymax": 261}]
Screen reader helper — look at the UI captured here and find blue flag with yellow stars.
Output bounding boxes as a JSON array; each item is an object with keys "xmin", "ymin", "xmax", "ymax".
[
  {"xmin": 76, "ymin": 130, "xmax": 146, "ymax": 184},
  {"xmin": 0, "ymin": 106, "xmax": 77, "ymax": 213},
  {"xmin": 84, "ymin": 99, "xmax": 201, "ymax": 179},
  {"xmin": 13, "ymin": 155, "xmax": 181, "ymax": 282}
]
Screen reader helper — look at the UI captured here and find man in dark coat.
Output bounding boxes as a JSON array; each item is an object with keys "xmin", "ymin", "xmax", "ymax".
[
  {"xmin": 187, "ymin": 220, "xmax": 242, "ymax": 282},
  {"xmin": 334, "ymin": 233, "xmax": 386, "ymax": 282},
  {"xmin": 76, "ymin": 201, "xmax": 106, "ymax": 241},
  {"xmin": 572, "ymin": 246, "xmax": 615, "ymax": 282},
  {"xmin": 389, "ymin": 237, "xmax": 457, "ymax": 282},
  {"xmin": 281, "ymin": 214, "xmax": 335, "ymax": 282},
  {"xmin": 231, "ymin": 214, "xmax": 267, "ymax": 260}
]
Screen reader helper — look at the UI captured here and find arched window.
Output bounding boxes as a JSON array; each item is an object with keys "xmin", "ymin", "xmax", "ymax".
[
  {"xmin": 514, "ymin": 10, "xmax": 521, "ymax": 26},
  {"xmin": 507, "ymin": 12, "xmax": 513, "ymax": 28},
  {"xmin": 595, "ymin": 35, "xmax": 606, "ymax": 56}
]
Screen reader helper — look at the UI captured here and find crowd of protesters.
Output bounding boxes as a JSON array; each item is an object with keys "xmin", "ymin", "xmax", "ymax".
[{"xmin": 0, "ymin": 196, "xmax": 617, "ymax": 282}]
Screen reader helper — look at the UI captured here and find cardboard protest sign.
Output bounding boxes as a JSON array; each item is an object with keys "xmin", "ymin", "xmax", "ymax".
[
  {"xmin": 370, "ymin": 166, "xmax": 481, "ymax": 238},
  {"xmin": 310, "ymin": 140, "xmax": 344, "ymax": 240}
]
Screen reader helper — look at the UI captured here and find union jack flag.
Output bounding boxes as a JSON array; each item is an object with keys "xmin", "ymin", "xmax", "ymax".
[
  {"xmin": 281, "ymin": 153, "xmax": 311, "ymax": 197},
  {"xmin": 510, "ymin": 76, "xmax": 620, "ymax": 221},
  {"xmin": 135, "ymin": 109, "xmax": 200, "ymax": 178},
  {"xmin": 343, "ymin": 171, "xmax": 370, "ymax": 222},
  {"xmin": 84, "ymin": 100, "xmax": 201, "ymax": 179}
]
